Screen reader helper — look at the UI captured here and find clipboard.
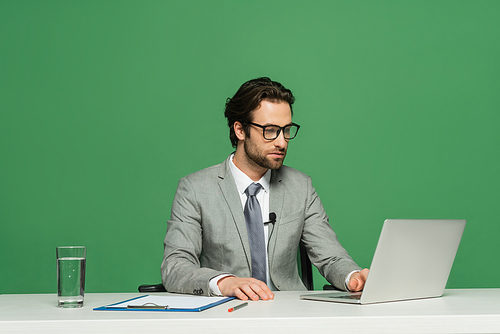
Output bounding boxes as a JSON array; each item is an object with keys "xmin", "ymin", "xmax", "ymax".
[{"xmin": 93, "ymin": 295, "xmax": 234, "ymax": 312}]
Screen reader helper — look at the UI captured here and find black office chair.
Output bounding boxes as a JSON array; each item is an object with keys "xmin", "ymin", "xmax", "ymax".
[
  {"xmin": 298, "ymin": 241, "xmax": 313, "ymax": 290},
  {"xmin": 138, "ymin": 282, "xmax": 167, "ymax": 293},
  {"xmin": 139, "ymin": 241, "xmax": 315, "ymax": 292}
]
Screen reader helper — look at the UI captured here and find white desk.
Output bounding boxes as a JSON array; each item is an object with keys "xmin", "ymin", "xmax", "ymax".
[{"xmin": 1, "ymin": 289, "xmax": 500, "ymax": 334}]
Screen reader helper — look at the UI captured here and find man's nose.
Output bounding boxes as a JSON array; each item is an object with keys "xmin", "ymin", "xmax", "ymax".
[{"xmin": 274, "ymin": 130, "xmax": 287, "ymax": 147}]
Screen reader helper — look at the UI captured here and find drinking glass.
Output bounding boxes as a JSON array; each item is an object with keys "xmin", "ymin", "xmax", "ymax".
[{"xmin": 56, "ymin": 246, "xmax": 86, "ymax": 308}]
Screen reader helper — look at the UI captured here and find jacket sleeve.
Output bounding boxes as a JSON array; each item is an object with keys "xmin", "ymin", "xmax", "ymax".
[
  {"xmin": 160, "ymin": 176, "xmax": 230, "ymax": 296},
  {"xmin": 301, "ymin": 176, "xmax": 362, "ymax": 290}
]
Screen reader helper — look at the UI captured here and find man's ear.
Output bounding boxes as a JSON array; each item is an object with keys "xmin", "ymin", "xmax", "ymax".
[{"xmin": 234, "ymin": 121, "xmax": 246, "ymax": 141}]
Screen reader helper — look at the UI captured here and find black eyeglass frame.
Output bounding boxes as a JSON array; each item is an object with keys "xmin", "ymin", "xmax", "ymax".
[{"xmin": 244, "ymin": 122, "xmax": 301, "ymax": 140}]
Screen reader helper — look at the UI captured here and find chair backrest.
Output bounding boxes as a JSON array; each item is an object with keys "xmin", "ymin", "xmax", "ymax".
[{"xmin": 299, "ymin": 241, "xmax": 314, "ymax": 290}]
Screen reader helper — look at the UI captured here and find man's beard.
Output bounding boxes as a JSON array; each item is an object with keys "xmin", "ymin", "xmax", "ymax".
[{"xmin": 243, "ymin": 139, "xmax": 287, "ymax": 170}]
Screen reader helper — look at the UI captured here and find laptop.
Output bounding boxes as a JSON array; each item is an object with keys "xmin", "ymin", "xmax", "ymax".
[{"xmin": 300, "ymin": 219, "xmax": 466, "ymax": 305}]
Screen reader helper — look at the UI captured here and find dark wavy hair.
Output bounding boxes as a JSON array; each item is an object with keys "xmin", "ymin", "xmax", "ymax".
[{"xmin": 224, "ymin": 77, "xmax": 295, "ymax": 148}]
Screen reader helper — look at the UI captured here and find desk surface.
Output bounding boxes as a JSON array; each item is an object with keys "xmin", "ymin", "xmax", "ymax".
[{"xmin": 1, "ymin": 289, "xmax": 500, "ymax": 334}]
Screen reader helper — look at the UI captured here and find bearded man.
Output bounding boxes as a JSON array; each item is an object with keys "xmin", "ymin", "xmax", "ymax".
[{"xmin": 161, "ymin": 77, "xmax": 368, "ymax": 301}]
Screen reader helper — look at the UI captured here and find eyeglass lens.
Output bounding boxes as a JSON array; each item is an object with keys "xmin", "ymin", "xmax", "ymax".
[{"xmin": 264, "ymin": 125, "xmax": 299, "ymax": 140}]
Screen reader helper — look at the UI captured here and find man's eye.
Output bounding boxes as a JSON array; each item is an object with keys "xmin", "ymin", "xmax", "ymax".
[{"xmin": 265, "ymin": 128, "xmax": 277, "ymax": 135}]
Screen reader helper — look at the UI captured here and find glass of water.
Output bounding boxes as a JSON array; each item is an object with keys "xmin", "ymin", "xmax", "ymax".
[{"xmin": 56, "ymin": 246, "xmax": 86, "ymax": 308}]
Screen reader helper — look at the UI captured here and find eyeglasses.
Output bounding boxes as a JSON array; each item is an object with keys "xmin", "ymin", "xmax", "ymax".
[{"xmin": 245, "ymin": 122, "xmax": 300, "ymax": 140}]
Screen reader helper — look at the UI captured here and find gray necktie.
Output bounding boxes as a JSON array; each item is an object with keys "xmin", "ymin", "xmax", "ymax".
[{"xmin": 244, "ymin": 183, "xmax": 267, "ymax": 283}]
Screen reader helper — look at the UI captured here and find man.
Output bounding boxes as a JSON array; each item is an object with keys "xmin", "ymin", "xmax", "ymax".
[{"xmin": 161, "ymin": 77, "xmax": 369, "ymax": 301}]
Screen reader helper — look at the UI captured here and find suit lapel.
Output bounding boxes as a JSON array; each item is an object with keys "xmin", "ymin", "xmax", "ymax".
[
  {"xmin": 268, "ymin": 168, "xmax": 285, "ymax": 266},
  {"xmin": 217, "ymin": 157, "xmax": 252, "ymax": 269}
]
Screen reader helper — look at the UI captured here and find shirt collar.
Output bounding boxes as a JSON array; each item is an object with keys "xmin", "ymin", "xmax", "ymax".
[{"xmin": 229, "ymin": 153, "xmax": 271, "ymax": 195}]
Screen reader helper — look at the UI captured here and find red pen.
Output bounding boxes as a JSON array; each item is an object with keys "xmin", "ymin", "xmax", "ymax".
[{"xmin": 228, "ymin": 302, "xmax": 248, "ymax": 312}]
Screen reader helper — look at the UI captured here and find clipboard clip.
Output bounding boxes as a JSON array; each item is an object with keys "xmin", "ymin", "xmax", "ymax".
[{"xmin": 127, "ymin": 302, "xmax": 169, "ymax": 310}]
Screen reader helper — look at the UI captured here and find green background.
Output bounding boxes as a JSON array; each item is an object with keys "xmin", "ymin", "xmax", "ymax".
[{"xmin": 1, "ymin": 0, "xmax": 499, "ymax": 294}]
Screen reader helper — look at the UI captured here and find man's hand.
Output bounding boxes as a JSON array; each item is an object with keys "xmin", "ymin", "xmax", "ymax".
[
  {"xmin": 217, "ymin": 276, "xmax": 274, "ymax": 301},
  {"xmin": 348, "ymin": 268, "xmax": 370, "ymax": 292}
]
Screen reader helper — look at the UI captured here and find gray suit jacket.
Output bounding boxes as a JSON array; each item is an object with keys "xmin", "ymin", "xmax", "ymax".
[{"xmin": 161, "ymin": 156, "xmax": 361, "ymax": 296}]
